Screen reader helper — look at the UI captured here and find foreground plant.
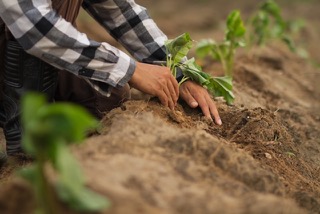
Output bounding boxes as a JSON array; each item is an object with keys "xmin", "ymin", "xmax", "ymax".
[
  {"xmin": 20, "ymin": 93, "xmax": 109, "ymax": 214},
  {"xmin": 165, "ymin": 33, "xmax": 235, "ymax": 105},
  {"xmin": 196, "ymin": 10, "xmax": 246, "ymax": 77}
]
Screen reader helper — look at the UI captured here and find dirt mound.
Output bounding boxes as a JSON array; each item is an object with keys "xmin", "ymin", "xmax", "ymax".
[
  {"xmin": 76, "ymin": 110, "xmax": 305, "ymax": 214},
  {"xmin": 0, "ymin": 108, "xmax": 305, "ymax": 214},
  {"xmin": 1, "ymin": 92, "xmax": 318, "ymax": 213}
]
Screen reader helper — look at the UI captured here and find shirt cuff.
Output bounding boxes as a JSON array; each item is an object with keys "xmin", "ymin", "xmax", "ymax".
[{"xmin": 112, "ymin": 50, "xmax": 136, "ymax": 88}]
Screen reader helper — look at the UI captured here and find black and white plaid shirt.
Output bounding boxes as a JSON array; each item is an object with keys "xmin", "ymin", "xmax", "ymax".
[{"xmin": 0, "ymin": 0, "xmax": 168, "ymax": 95}]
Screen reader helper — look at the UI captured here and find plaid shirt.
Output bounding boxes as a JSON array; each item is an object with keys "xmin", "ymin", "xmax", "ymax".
[{"xmin": 0, "ymin": 0, "xmax": 168, "ymax": 95}]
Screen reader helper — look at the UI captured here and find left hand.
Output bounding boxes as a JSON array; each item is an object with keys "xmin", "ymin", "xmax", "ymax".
[{"xmin": 179, "ymin": 80, "xmax": 222, "ymax": 125}]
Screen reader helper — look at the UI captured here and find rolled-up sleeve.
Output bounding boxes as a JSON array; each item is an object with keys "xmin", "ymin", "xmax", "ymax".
[
  {"xmin": 82, "ymin": 0, "xmax": 168, "ymax": 62},
  {"xmin": 0, "ymin": 0, "xmax": 135, "ymax": 90}
]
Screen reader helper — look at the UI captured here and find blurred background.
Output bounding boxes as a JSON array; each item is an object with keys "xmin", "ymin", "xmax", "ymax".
[{"xmin": 76, "ymin": 0, "xmax": 320, "ymax": 64}]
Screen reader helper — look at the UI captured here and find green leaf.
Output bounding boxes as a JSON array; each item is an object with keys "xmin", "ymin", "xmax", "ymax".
[
  {"xmin": 226, "ymin": 10, "xmax": 246, "ymax": 39},
  {"xmin": 22, "ymin": 93, "xmax": 98, "ymax": 145},
  {"xmin": 178, "ymin": 59, "xmax": 234, "ymax": 105},
  {"xmin": 261, "ymin": 0, "xmax": 286, "ymax": 35},
  {"xmin": 282, "ymin": 36, "xmax": 296, "ymax": 52},
  {"xmin": 206, "ymin": 76, "xmax": 235, "ymax": 105},
  {"xmin": 287, "ymin": 19, "xmax": 305, "ymax": 34},
  {"xmin": 20, "ymin": 93, "xmax": 107, "ymax": 213},
  {"xmin": 217, "ymin": 42, "xmax": 230, "ymax": 58},
  {"xmin": 54, "ymin": 142, "xmax": 83, "ymax": 181},
  {"xmin": 21, "ymin": 93, "xmax": 46, "ymax": 126},
  {"xmin": 179, "ymin": 58, "xmax": 210, "ymax": 85},
  {"xmin": 165, "ymin": 32, "xmax": 193, "ymax": 65},
  {"xmin": 56, "ymin": 183, "xmax": 109, "ymax": 212},
  {"xmin": 21, "ymin": 93, "xmax": 48, "ymax": 155},
  {"xmin": 260, "ymin": 0, "xmax": 281, "ymax": 20},
  {"xmin": 22, "ymin": 94, "xmax": 98, "ymax": 157},
  {"xmin": 261, "ymin": 1, "xmax": 280, "ymax": 18},
  {"xmin": 54, "ymin": 144, "xmax": 109, "ymax": 212},
  {"xmin": 18, "ymin": 166, "xmax": 38, "ymax": 183},
  {"xmin": 37, "ymin": 103, "xmax": 98, "ymax": 144},
  {"xmin": 195, "ymin": 39, "xmax": 215, "ymax": 59},
  {"xmin": 235, "ymin": 40, "xmax": 246, "ymax": 48}
]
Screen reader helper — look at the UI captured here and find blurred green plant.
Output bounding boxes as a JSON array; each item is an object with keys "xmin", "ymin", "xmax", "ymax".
[
  {"xmin": 196, "ymin": 10, "xmax": 246, "ymax": 77},
  {"xmin": 285, "ymin": 151, "xmax": 296, "ymax": 158},
  {"xmin": 247, "ymin": 0, "xmax": 307, "ymax": 57},
  {"xmin": 19, "ymin": 93, "xmax": 109, "ymax": 214},
  {"xmin": 165, "ymin": 33, "xmax": 235, "ymax": 105}
]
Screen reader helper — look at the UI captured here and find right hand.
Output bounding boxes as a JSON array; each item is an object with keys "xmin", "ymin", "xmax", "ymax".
[{"xmin": 129, "ymin": 62, "xmax": 179, "ymax": 110}]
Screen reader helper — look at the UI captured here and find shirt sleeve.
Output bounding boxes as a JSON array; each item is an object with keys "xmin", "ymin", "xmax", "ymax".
[
  {"xmin": 82, "ymin": 0, "xmax": 168, "ymax": 62},
  {"xmin": 0, "ymin": 0, "xmax": 136, "ymax": 90}
]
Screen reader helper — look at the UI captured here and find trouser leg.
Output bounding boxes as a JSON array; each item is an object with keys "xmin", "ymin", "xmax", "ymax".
[
  {"xmin": 3, "ymin": 40, "xmax": 58, "ymax": 155},
  {"xmin": 0, "ymin": 20, "xmax": 6, "ymax": 164},
  {"xmin": 0, "ymin": 20, "xmax": 5, "ymax": 128},
  {"xmin": 55, "ymin": 70, "xmax": 131, "ymax": 119}
]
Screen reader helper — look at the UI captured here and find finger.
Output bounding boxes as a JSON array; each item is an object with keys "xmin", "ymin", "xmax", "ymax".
[
  {"xmin": 206, "ymin": 96, "xmax": 222, "ymax": 125},
  {"xmin": 181, "ymin": 88, "xmax": 198, "ymax": 108},
  {"xmin": 167, "ymin": 79, "xmax": 178, "ymax": 106},
  {"xmin": 192, "ymin": 92, "xmax": 212, "ymax": 120},
  {"xmin": 157, "ymin": 90, "xmax": 169, "ymax": 108},
  {"xmin": 163, "ymin": 84, "xmax": 175, "ymax": 110},
  {"xmin": 170, "ymin": 75, "xmax": 179, "ymax": 101}
]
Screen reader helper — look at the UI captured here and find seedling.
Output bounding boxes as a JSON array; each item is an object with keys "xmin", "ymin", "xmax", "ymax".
[
  {"xmin": 165, "ymin": 33, "xmax": 235, "ymax": 105},
  {"xmin": 248, "ymin": 0, "xmax": 283, "ymax": 46},
  {"xmin": 19, "ymin": 93, "xmax": 109, "ymax": 214},
  {"xmin": 196, "ymin": 10, "xmax": 246, "ymax": 77},
  {"xmin": 166, "ymin": 32, "xmax": 193, "ymax": 85},
  {"xmin": 285, "ymin": 151, "xmax": 296, "ymax": 158},
  {"xmin": 247, "ymin": 0, "xmax": 306, "ymax": 55}
]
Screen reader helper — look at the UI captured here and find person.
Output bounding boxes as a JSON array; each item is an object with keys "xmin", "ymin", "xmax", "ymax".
[{"xmin": 0, "ymin": 0, "xmax": 222, "ymax": 159}]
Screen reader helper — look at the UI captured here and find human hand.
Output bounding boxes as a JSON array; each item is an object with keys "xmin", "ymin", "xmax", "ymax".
[
  {"xmin": 179, "ymin": 80, "xmax": 222, "ymax": 125},
  {"xmin": 129, "ymin": 62, "xmax": 179, "ymax": 110}
]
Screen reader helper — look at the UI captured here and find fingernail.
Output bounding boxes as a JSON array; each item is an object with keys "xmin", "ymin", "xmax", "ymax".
[
  {"xmin": 217, "ymin": 118, "xmax": 222, "ymax": 125},
  {"xmin": 190, "ymin": 101, "xmax": 198, "ymax": 107}
]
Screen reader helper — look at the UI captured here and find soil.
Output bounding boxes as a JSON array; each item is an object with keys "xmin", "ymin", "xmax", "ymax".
[{"xmin": 1, "ymin": 0, "xmax": 320, "ymax": 214}]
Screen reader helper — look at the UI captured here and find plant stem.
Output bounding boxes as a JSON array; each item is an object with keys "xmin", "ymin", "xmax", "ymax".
[
  {"xmin": 226, "ymin": 39, "xmax": 235, "ymax": 77},
  {"xmin": 178, "ymin": 76, "xmax": 190, "ymax": 86},
  {"xmin": 36, "ymin": 155, "xmax": 57, "ymax": 214},
  {"xmin": 216, "ymin": 47, "xmax": 228, "ymax": 76},
  {"xmin": 226, "ymin": 52, "xmax": 234, "ymax": 77}
]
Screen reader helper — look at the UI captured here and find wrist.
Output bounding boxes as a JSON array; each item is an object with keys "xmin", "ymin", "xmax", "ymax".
[{"xmin": 128, "ymin": 61, "xmax": 140, "ymax": 87}]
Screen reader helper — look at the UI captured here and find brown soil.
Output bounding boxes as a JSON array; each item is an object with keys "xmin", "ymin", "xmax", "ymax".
[{"xmin": 1, "ymin": 0, "xmax": 320, "ymax": 214}]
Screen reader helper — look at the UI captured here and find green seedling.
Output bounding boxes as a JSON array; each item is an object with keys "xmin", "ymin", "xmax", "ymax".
[
  {"xmin": 166, "ymin": 32, "xmax": 193, "ymax": 85},
  {"xmin": 165, "ymin": 33, "xmax": 235, "ymax": 105},
  {"xmin": 247, "ymin": 0, "xmax": 306, "ymax": 55},
  {"xmin": 196, "ymin": 10, "xmax": 246, "ymax": 77},
  {"xmin": 285, "ymin": 151, "xmax": 296, "ymax": 158},
  {"xmin": 19, "ymin": 93, "xmax": 109, "ymax": 214},
  {"xmin": 248, "ymin": 0, "xmax": 283, "ymax": 46}
]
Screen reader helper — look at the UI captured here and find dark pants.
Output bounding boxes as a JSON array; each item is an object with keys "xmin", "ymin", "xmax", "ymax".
[{"xmin": 0, "ymin": 41, "xmax": 131, "ymax": 155}]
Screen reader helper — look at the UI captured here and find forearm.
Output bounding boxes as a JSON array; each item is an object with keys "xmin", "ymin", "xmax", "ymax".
[
  {"xmin": 82, "ymin": 0, "xmax": 168, "ymax": 62},
  {"xmin": 0, "ymin": 0, "xmax": 135, "ymax": 88}
]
